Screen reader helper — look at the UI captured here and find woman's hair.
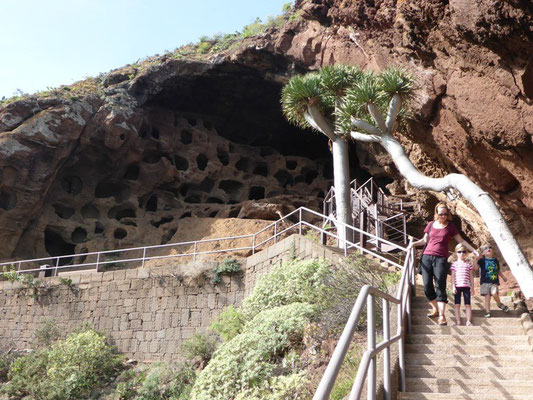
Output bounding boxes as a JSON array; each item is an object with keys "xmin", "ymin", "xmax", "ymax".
[
  {"xmin": 433, "ymin": 202, "xmax": 452, "ymax": 221},
  {"xmin": 455, "ymin": 243, "xmax": 467, "ymax": 252}
]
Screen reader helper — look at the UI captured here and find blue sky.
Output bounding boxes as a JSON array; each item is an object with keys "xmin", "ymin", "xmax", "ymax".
[{"xmin": 0, "ymin": 0, "xmax": 291, "ymax": 99}]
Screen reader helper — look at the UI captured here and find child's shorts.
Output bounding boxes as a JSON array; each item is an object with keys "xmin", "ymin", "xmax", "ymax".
[
  {"xmin": 454, "ymin": 287, "xmax": 471, "ymax": 305},
  {"xmin": 480, "ymin": 283, "xmax": 499, "ymax": 296}
]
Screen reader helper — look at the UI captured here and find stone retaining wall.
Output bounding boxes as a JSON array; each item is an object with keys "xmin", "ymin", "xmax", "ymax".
[{"xmin": 0, "ymin": 234, "xmax": 338, "ymax": 360}]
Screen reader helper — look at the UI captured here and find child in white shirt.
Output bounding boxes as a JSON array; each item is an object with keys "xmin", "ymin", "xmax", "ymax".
[{"xmin": 450, "ymin": 244, "xmax": 475, "ymax": 326}]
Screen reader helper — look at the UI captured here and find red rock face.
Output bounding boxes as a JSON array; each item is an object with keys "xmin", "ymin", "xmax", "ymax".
[
  {"xmin": 262, "ymin": 0, "xmax": 533, "ymax": 237},
  {"xmin": 1, "ymin": 0, "xmax": 532, "ymax": 261}
]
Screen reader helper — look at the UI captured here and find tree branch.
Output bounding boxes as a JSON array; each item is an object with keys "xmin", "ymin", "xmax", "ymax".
[
  {"xmin": 350, "ymin": 131, "xmax": 380, "ymax": 142},
  {"xmin": 305, "ymin": 104, "xmax": 336, "ymax": 141},
  {"xmin": 385, "ymin": 94, "xmax": 402, "ymax": 134},
  {"xmin": 350, "ymin": 117, "xmax": 382, "ymax": 137},
  {"xmin": 367, "ymin": 103, "xmax": 387, "ymax": 133}
]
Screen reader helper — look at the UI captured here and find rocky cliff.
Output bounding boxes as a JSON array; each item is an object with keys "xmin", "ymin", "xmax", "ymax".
[{"xmin": 1, "ymin": 0, "xmax": 532, "ymax": 262}]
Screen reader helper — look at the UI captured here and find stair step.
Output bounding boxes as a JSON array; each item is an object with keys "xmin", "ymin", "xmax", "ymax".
[
  {"xmin": 411, "ymin": 300, "xmax": 514, "ymax": 312},
  {"xmin": 406, "ymin": 365, "xmax": 533, "ymax": 380},
  {"xmin": 399, "ymin": 392, "xmax": 532, "ymax": 400},
  {"xmin": 410, "ymin": 308, "xmax": 516, "ymax": 318},
  {"xmin": 405, "ymin": 343, "xmax": 531, "ymax": 356},
  {"xmin": 405, "ymin": 353, "xmax": 533, "ymax": 367},
  {"xmin": 410, "ymin": 324, "xmax": 523, "ymax": 335},
  {"xmin": 407, "ymin": 333, "xmax": 526, "ymax": 346},
  {"xmin": 410, "ymin": 315, "xmax": 519, "ymax": 326},
  {"xmin": 405, "ymin": 377, "xmax": 533, "ymax": 395}
]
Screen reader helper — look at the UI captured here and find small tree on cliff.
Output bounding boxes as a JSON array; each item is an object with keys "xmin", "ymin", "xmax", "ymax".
[
  {"xmin": 281, "ymin": 65, "xmax": 359, "ymax": 246},
  {"xmin": 283, "ymin": 66, "xmax": 533, "ymax": 298}
]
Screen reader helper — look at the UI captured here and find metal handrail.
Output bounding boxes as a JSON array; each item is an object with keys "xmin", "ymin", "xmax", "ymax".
[
  {"xmin": 314, "ymin": 239, "xmax": 415, "ymax": 400},
  {"xmin": 0, "ymin": 206, "xmax": 408, "ymax": 277}
]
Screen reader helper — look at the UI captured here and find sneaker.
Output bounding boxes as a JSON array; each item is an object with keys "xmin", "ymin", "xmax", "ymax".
[
  {"xmin": 498, "ymin": 303, "xmax": 510, "ymax": 312},
  {"xmin": 484, "ymin": 312, "xmax": 491, "ymax": 318}
]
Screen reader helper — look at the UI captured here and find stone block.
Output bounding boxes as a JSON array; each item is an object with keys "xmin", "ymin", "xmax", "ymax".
[
  {"xmin": 102, "ymin": 271, "xmax": 114, "ymax": 282},
  {"xmin": 137, "ymin": 269, "xmax": 150, "ymax": 279},
  {"xmin": 181, "ymin": 327, "xmax": 194, "ymax": 339},
  {"xmin": 125, "ymin": 269, "xmax": 138, "ymax": 280},
  {"xmin": 187, "ymin": 295, "xmax": 197, "ymax": 308}
]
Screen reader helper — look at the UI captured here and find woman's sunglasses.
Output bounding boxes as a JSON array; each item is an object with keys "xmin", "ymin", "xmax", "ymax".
[{"xmin": 457, "ymin": 250, "xmax": 467, "ymax": 254}]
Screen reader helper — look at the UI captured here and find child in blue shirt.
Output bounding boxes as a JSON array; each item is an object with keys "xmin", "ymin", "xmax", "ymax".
[{"xmin": 476, "ymin": 243, "xmax": 509, "ymax": 317}]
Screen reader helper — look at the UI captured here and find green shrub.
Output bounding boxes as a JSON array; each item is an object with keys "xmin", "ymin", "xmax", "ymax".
[
  {"xmin": 241, "ymin": 258, "xmax": 330, "ymax": 319},
  {"xmin": 196, "ymin": 41, "xmax": 212, "ymax": 54},
  {"xmin": 241, "ymin": 17, "xmax": 264, "ymax": 38},
  {"xmin": 34, "ymin": 318, "xmax": 61, "ymax": 347},
  {"xmin": 191, "ymin": 303, "xmax": 316, "ymax": 400},
  {"xmin": 234, "ymin": 371, "xmax": 311, "ymax": 400},
  {"xmin": 210, "ymin": 305, "xmax": 245, "ymax": 342},
  {"xmin": 180, "ymin": 332, "xmax": 218, "ymax": 365},
  {"xmin": 329, "ymin": 343, "xmax": 363, "ymax": 400},
  {"xmin": 0, "ymin": 351, "xmax": 21, "ymax": 383},
  {"xmin": 211, "ymin": 258, "xmax": 241, "ymax": 284},
  {"xmin": 115, "ymin": 362, "xmax": 195, "ymax": 400},
  {"xmin": 2, "ymin": 327, "xmax": 122, "ymax": 399}
]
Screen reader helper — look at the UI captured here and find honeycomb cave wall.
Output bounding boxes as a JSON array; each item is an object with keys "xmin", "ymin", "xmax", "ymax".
[
  {"xmin": 1, "ymin": 58, "xmax": 371, "ymax": 262},
  {"xmin": 13, "ymin": 110, "xmax": 335, "ymax": 261}
]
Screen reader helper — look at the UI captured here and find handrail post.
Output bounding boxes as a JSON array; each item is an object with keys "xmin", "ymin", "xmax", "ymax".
[
  {"xmin": 141, "ymin": 248, "xmax": 146, "ymax": 268},
  {"xmin": 398, "ymin": 297, "xmax": 406, "ymax": 392},
  {"xmin": 193, "ymin": 242, "xmax": 197, "ymax": 261},
  {"xmin": 383, "ymin": 298, "xmax": 391, "ymax": 400},
  {"xmin": 403, "ymin": 214, "xmax": 407, "ymax": 245},
  {"xmin": 367, "ymin": 295, "xmax": 376, "ymax": 400},
  {"xmin": 374, "ymin": 205, "xmax": 380, "ymax": 252},
  {"xmin": 55, "ymin": 257, "xmax": 60, "ymax": 277},
  {"xmin": 17, "ymin": 261, "xmax": 21, "ymax": 274},
  {"xmin": 299, "ymin": 208, "xmax": 302, "ymax": 235},
  {"xmin": 252, "ymin": 234, "xmax": 256, "ymax": 255},
  {"xmin": 274, "ymin": 222, "xmax": 277, "ymax": 244},
  {"xmin": 95, "ymin": 253, "xmax": 100, "ymax": 272}
]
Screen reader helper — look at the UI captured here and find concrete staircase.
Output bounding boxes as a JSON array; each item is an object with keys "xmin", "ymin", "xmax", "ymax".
[{"xmin": 399, "ymin": 286, "xmax": 533, "ymax": 399}]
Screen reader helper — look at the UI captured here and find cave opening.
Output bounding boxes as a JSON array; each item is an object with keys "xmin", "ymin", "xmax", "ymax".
[
  {"xmin": 114, "ymin": 228, "xmax": 127, "ymax": 239},
  {"xmin": 71, "ymin": 227, "xmax": 88, "ymax": 243},
  {"xmin": 219, "ymin": 180, "xmax": 243, "ymax": 198},
  {"xmin": 124, "ymin": 164, "xmax": 140, "ymax": 180},
  {"xmin": 53, "ymin": 204, "xmax": 75, "ymax": 219},
  {"xmin": 61, "ymin": 176, "xmax": 83, "ymax": 195},
  {"xmin": 146, "ymin": 195, "xmax": 158, "ymax": 212},
  {"xmin": 174, "ymin": 155, "xmax": 189, "ymax": 171},
  {"xmin": 196, "ymin": 154, "xmax": 208, "ymax": 170},
  {"xmin": 44, "ymin": 227, "xmax": 75, "ymax": 264},
  {"xmin": 249, "ymin": 186, "xmax": 265, "ymax": 200}
]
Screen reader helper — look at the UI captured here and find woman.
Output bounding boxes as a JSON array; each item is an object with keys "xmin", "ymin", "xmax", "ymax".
[{"xmin": 409, "ymin": 202, "xmax": 478, "ymax": 325}]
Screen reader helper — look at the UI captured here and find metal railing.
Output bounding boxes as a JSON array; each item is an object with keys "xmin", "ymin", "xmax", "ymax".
[
  {"xmin": 325, "ymin": 181, "xmax": 409, "ymax": 250},
  {"xmin": 314, "ymin": 239, "xmax": 416, "ymax": 400},
  {"xmin": 0, "ymin": 207, "xmax": 409, "ymax": 277}
]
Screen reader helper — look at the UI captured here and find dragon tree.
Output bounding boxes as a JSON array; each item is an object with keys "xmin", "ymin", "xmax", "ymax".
[{"xmin": 282, "ymin": 65, "xmax": 533, "ymax": 298}]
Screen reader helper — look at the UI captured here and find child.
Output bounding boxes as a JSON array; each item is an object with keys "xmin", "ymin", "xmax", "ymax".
[
  {"xmin": 450, "ymin": 244, "xmax": 475, "ymax": 326},
  {"xmin": 476, "ymin": 243, "xmax": 509, "ymax": 317}
]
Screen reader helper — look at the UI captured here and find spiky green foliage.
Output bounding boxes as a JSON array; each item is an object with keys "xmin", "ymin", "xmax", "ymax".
[
  {"xmin": 319, "ymin": 65, "xmax": 362, "ymax": 96},
  {"xmin": 280, "ymin": 73, "xmax": 324, "ymax": 129},
  {"xmin": 379, "ymin": 68, "xmax": 415, "ymax": 99},
  {"xmin": 346, "ymin": 72, "xmax": 383, "ymax": 106},
  {"xmin": 281, "ymin": 65, "xmax": 415, "ymax": 138}
]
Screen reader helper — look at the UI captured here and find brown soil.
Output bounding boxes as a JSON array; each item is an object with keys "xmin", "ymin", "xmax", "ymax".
[{"xmin": 143, "ymin": 217, "xmax": 298, "ymax": 268}]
